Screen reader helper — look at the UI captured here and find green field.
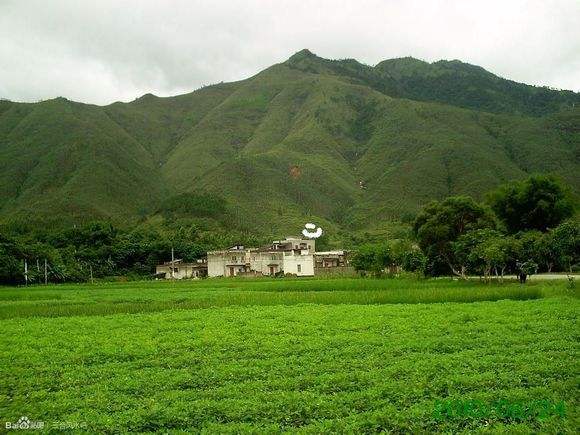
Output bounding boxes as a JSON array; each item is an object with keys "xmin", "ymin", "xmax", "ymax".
[{"xmin": 0, "ymin": 278, "xmax": 578, "ymax": 432}]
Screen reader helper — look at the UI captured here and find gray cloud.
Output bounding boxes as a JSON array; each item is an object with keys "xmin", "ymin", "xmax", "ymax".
[{"xmin": 1, "ymin": 0, "xmax": 579, "ymax": 105}]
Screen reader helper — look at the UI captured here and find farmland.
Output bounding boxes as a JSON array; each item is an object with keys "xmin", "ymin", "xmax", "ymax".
[{"xmin": 0, "ymin": 278, "xmax": 578, "ymax": 432}]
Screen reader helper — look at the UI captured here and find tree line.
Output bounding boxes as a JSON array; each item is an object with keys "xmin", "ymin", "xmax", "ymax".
[
  {"xmin": 0, "ymin": 222, "xmax": 265, "ymax": 285},
  {"xmin": 0, "ymin": 175, "xmax": 577, "ymax": 285},
  {"xmin": 352, "ymin": 175, "xmax": 579, "ymax": 280}
]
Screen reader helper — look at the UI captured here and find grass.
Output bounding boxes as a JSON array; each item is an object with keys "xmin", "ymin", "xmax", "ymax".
[
  {"xmin": 0, "ymin": 278, "xmax": 577, "ymax": 432},
  {"xmin": 0, "ymin": 277, "xmax": 556, "ymax": 319}
]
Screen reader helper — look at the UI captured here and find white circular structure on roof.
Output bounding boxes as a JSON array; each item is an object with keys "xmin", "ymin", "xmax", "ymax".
[{"xmin": 302, "ymin": 223, "xmax": 323, "ymax": 239}]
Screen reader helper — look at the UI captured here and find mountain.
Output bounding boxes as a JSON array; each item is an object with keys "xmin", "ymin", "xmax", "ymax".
[{"xmin": 0, "ymin": 50, "xmax": 578, "ymax": 236}]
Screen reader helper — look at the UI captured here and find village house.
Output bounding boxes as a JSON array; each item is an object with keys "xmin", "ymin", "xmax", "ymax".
[
  {"xmin": 206, "ymin": 245, "xmax": 251, "ymax": 277},
  {"xmin": 313, "ymin": 250, "xmax": 354, "ymax": 276},
  {"xmin": 156, "ymin": 238, "xmax": 352, "ymax": 279},
  {"xmin": 155, "ymin": 258, "xmax": 208, "ymax": 279},
  {"xmin": 207, "ymin": 237, "xmax": 315, "ymax": 277}
]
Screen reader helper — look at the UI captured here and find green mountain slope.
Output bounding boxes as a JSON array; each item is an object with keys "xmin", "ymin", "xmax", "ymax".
[
  {"xmin": 0, "ymin": 98, "xmax": 167, "ymax": 223},
  {"xmin": 0, "ymin": 50, "xmax": 578, "ymax": 234},
  {"xmin": 375, "ymin": 56, "xmax": 580, "ymax": 116}
]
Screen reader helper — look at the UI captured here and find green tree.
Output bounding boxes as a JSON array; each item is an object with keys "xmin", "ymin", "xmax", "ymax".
[
  {"xmin": 469, "ymin": 230, "xmax": 519, "ymax": 281},
  {"xmin": 401, "ymin": 248, "xmax": 427, "ymax": 275},
  {"xmin": 351, "ymin": 244, "xmax": 391, "ymax": 276},
  {"xmin": 516, "ymin": 231, "xmax": 544, "ymax": 266},
  {"xmin": 535, "ymin": 231, "xmax": 559, "ymax": 273},
  {"xmin": 488, "ymin": 175, "xmax": 575, "ymax": 233},
  {"xmin": 453, "ymin": 229, "xmax": 509, "ymax": 280},
  {"xmin": 385, "ymin": 239, "xmax": 413, "ymax": 274},
  {"xmin": 0, "ymin": 234, "xmax": 22, "ymax": 284},
  {"xmin": 413, "ymin": 196, "xmax": 496, "ymax": 277},
  {"xmin": 489, "ymin": 236, "xmax": 521, "ymax": 279},
  {"xmin": 551, "ymin": 220, "xmax": 580, "ymax": 273},
  {"xmin": 452, "ymin": 229, "xmax": 490, "ymax": 278},
  {"xmin": 516, "ymin": 260, "xmax": 538, "ymax": 283}
]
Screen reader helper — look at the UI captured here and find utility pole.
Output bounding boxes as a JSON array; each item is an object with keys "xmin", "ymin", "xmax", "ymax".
[
  {"xmin": 44, "ymin": 259, "xmax": 48, "ymax": 285},
  {"xmin": 24, "ymin": 259, "xmax": 28, "ymax": 287},
  {"xmin": 89, "ymin": 264, "xmax": 94, "ymax": 284},
  {"xmin": 171, "ymin": 247, "xmax": 175, "ymax": 280}
]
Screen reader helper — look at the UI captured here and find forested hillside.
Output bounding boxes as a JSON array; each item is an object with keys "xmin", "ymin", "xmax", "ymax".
[{"xmin": 0, "ymin": 50, "xmax": 578, "ymax": 235}]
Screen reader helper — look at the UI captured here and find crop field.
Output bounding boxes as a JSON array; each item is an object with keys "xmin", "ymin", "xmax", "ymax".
[{"xmin": 0, "ymin": 278, "xmax": 578, "ymax": 432}]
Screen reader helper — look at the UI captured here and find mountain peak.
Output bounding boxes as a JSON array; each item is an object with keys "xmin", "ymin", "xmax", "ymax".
[
  {"xmin": 136, "ymin": 93, "xmax": 158, "ymax": 102},
  {"xmin": 375, "ymin": 57, "xmax": 428, "ymax": 70},
  {"xmin": 287, "ymin": 49, "xmax": 318, "ymax": 62}
]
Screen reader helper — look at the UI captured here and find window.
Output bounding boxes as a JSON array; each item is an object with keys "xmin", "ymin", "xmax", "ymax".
[
  {"xmin": 297, "ymin": 264, "xmax": 301, "ymax": 272},
  {"xmin": 232, "ymin": 256, "xmax": 237, "ymax": 261}
]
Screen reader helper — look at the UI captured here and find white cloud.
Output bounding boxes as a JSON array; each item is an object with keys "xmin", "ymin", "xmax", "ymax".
[{"xmin": 1, "ymin": 0, "xmax": 578, "ymax": 105}]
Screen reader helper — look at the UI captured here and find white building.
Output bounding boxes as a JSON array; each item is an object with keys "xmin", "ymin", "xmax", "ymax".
[
  {"xmin": 155, "ymin": 259, "xmax": 207, "ymax": 279},
  {"xmin": 207, "ymin": 245, "xmax": 250, "ymax": 278},
  {"xmin": 207, "ymin": 238, "xmax": 315, "ymax": 277}
]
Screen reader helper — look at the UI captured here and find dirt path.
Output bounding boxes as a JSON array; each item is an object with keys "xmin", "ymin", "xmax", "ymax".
[{"xmin": 480, "ymin": 274, "xmax": 578, "ymax": 281}]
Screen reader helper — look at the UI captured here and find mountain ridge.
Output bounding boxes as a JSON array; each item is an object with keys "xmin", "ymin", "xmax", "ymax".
[{"xmin": 0, "ymin": 50, "xmax": 578, "ymax": 235}]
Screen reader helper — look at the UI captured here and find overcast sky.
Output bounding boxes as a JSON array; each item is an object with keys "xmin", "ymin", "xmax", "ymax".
[{"xmin": 1, "ymin": 0, "xmax": 579, "ymax": 105}]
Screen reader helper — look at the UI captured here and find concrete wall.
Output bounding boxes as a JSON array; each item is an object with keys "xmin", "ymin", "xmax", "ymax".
[
  {"xmin": 314, "ymin": 266, "xmax": 356, "ymax": 277},
  {"xmin": 283, "ymin": 253, "xmax": 314, "ymax": 276},
  {"xmin": 156, "ymin": 264, "xmax": 206, "ymax": 279},
  {"xmin": 207, "ymin": 254, "xmax": 227, "ymax": 277},
  {"xmin": 249, "ymin": 251, "xmax": 314, "ymax": 276},
  {"xmin": 207, "ymin": 251, "xmax": 250, "ymax": 277},
  {"xmin": 249, "ymin": 252, "xmax": 283, "ymax": 276}
]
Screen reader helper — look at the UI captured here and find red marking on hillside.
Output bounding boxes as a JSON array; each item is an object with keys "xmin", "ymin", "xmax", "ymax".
[{"xmin": 289, "ymin": 165, "xmax": 301, "ymax": 179}]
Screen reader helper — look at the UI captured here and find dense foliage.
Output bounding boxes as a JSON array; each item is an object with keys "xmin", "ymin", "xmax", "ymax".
[
  {"xmin": 412, "ymin": 177, "xmax": 578, "ymax": 279},
  {"xmin": 157, "ymin": 193, "xmax": 228, "ymax": 219},
  {"xmin": 488, "ymin": 175, "xmax": 575, "ymax": 233},
  {"xmin": 351, "ymin": 241, "xmax": 426, "ymax": 277},
  {"xmin": 0, "ymin": 221, "xmax": 265, "ymax": 285},
  {"xmin": 412, "ymin": 196, "xmax": 497, "ymax": 277},
  {"xmin": 375, "ymin": 57, "xmax": 580, "ymax": 116},
  {"xmin": 0, "ymin": 175, "xmax": 577, "ymax": 285}
]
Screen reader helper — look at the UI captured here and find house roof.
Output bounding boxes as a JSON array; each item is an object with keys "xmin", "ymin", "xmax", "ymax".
[
  {"xmin": 315, "ymin": 250, "xmax": 347, "ymax": 256},
  {"xmin": 157, "ymin": 262, "xmax": 207, "ymax": 268}
]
